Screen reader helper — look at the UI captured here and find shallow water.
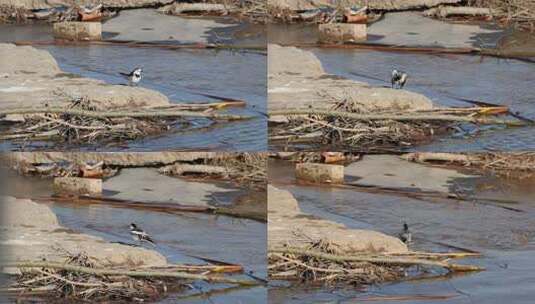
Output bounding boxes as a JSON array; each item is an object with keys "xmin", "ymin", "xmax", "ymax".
[
  {"xmin": 0, "ymin": 24, "xmax": 267, "ymax": 151},
  {"xmin": 0, "ymin": 170, "xmax": 267, "ymax": 303},
  {"xmin": 268, "ymin": 160, "xmax": 535, "ymax": 304}
]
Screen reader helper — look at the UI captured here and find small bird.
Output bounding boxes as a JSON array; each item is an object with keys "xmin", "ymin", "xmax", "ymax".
[
  {"xmin": 119, "ymin": 67, "xmax": 143, "ymax": 86},
  {"xmin": 398, "ymin": 222, "xmax": 412, "ymax": 244},
  {"xmin": 391, "ymin": 69, "xmax": 408, "ymax": 89},
  {"xmin": 130, "ymin": 223, "xmax": 156, "ymax": 246}
]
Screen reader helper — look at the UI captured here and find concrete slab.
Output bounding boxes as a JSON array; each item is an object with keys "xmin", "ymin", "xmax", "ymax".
[
  {"xmin": 103, "ymin": 9, "xmax": 237, "ymax": 43},
  {"xmin": 103, "ymin": 168, "xmax": 234, "ymax": 206},
  {"xmin": 345, "ymin": 155, "xmax": 478, "ymax": 193},
  {"xmin": 368, "ymin": 12, "xmax": 501, "ymax": 48}
]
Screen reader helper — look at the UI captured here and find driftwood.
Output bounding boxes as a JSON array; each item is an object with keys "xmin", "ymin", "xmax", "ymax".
[
  {"xmin": 0, "ymin": 108, "xmax": 250, "ymax": 121},
  {"xmin": 3, "ymin": 262, "xmax": 259, "ymax": 286},
  {"xmin": 269, "ymin": 248, "xmax": 483, "ymax": 272},
  {"xmin": 424, "ymin": 6, "xmax": 492, "ymax": 18},
  {"xmin": 269, "ymin": 109, "xmax": 529, "ymax": 126}
]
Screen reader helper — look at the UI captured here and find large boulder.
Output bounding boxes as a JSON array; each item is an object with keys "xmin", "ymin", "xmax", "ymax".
[
  {"xmin": 0, "ymin": 43, "xmax": 170, "ymax": 110},
  {"xmin": 0, "ymin": 196, "xmax": 168, "ymax": 272},
  {"xmin": 268, "ymin": 44, "xmax": 433, "ymax": 112}
]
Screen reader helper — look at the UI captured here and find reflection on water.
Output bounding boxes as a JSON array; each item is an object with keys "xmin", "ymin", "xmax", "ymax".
[
  {"xmin": 0, "ymin": 24, "xmax": 267, "ymax": 151},
  {"xmin": 268, "ymin": 163, "xmax": 535, "ymax": 304}
]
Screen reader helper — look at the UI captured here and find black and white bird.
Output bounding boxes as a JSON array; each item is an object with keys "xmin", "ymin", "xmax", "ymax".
[
  {"xmin": 391, "ymin": 69, "xmax": 408, "ymax": 89},
  {"xmin": 130, "ymin": 223, "xmax": 156, "ymax": 246},
  {"xmin": 398, "ymin": 222, "xmax": 412, "ymax": 244},
  {"xmin": 120, "ymin": 67, "xmax": 143, "ymax": 86}
]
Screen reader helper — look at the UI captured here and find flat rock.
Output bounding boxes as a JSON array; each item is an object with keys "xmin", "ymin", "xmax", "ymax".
[
  {"xmin": 268, "ymin": 44, "xmax": 433, "ymax": 113},
  {"xmin": 0, "ymin": 43, "xmax": 169, "ymax": 110},
  {"xmin": 103, "ymin": 168, "xmax": 233, "ymax": 206},
  {"xmin": 345, "ymin": 154, "xmax": 477, "ymax": 193},
  {"xmin": 0, "ymin": 196, "xmax": 168, "ymax": 272},
  {"xmin": 103, "ymin": 9, "xmax": 236, "ymax": 43},
  {"xmin": 268, "ymin": 185, "xmax": 407, "ymax": 253},
  {"xmin": 368, "ymin": 12, "xmax": 501, "ymax": 48}
]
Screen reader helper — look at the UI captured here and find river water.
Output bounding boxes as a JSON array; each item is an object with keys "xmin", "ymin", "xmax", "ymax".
[
  {"xmin": 268, "ymin": 160, "xmax": 535, "ymax": 304},
  {"xmin": 0, "ymin": 22, "xmax": 267, "ymax": 151}
]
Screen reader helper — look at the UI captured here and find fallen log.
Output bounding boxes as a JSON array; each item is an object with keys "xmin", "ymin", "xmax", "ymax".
[
  {"xmin": 268, "ymin": 109, "xmax": 529, "ymax": 126},
  {"xmin": 159, "ymin": 164, "xmax": 228, "ymax": 176},
  {"xmin": 0, "ymin": 108, "xmax": 251, "ymax": 121},
  {"xmin": 269, "ymin": 248, "xmax": 484, "ymax": 272},
  {"xmin": 2, "ymin": 262, "xmax": 260, "ymax": 286},
  {"xmin": 423, "ymin": 6, "xmax": 492, "ymax": 18}
]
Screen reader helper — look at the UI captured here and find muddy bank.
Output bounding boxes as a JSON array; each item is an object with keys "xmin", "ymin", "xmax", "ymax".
[
  {"xmin": 0, "ymin": 196, "xmax": 168, "ymax": 274},
  {"xmin": 0, "ymin": 43, "xmax": 169, "ymax": 112},
  {"xmin": 268, "ymin": 44, "xmax": 433, "ymax": 114},
  {"xmin": 268, "ymin": 185, "xmax": 407, "ymax": 253}
]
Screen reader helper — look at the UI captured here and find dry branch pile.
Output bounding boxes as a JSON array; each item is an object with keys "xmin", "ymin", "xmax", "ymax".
[
  {"xmin": 268, "ymin": 96, "xmax": 527, "ymax": 151},
  {"xmin": 403, "ymin": 152, "xmax": 535, "ymax": 178},
  {"xmin": 269, "ymin": 240, "xmax": 482, "ymax": 285},
  {"xmin": 0, "ymin": 97, "xmax": 182, "ymax": 147},
  {"xmin": 0, "ymin": 97, "xmax": 250, "ymax": 148},
  {"xmin": 468, "ymin": 0, "xmax": 535, "ymax": 31},
  {"xmin": 207, "ymin": 152, "xmax": 267, "ymax": 185},
  {"xmin": 7, "ymin": 252, "xmax": 179, "ymax": 302},
  {"xmin": 3, "ymin": 250, "xmax": 257, "ymax": 302},
  {"xmin": 160, "ymin": 153, "xmax": 267, "ymax": 187}
]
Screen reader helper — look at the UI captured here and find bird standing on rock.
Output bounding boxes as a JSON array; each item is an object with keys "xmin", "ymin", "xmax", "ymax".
[
  {"xmin": 391, "ymin": 69, "xmax": 408, "ymax": 89},
  {"xmin": 398, "ymin": 222, "xmax": 412, "ymax": 244},
  {"xmin": 120, "ymin": 67, "xmax": 143, "ymax": 86},
  {"xmin": 130, "ymin": 223, "xmax": 156, "ymax": 246}
]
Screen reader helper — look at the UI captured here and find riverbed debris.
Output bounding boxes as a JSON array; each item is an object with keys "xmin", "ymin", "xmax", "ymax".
[
  {"xmin": 269, "ymin": 96, "xmax": 528, "ymax": 151},
  {"xmin": 0, "ymin": 96, "xmax": 251, "ymax": 147},
  {"xmin": 402, "ymin": 151, "xmax": 535, "ymax": 179},
  {"xmin": 268, "ymin": 239, "xmax": 482, "ymax": 285},
  {"xmin": 2, "ymin": 250, "xmax": 258, "ymax": 302}
]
